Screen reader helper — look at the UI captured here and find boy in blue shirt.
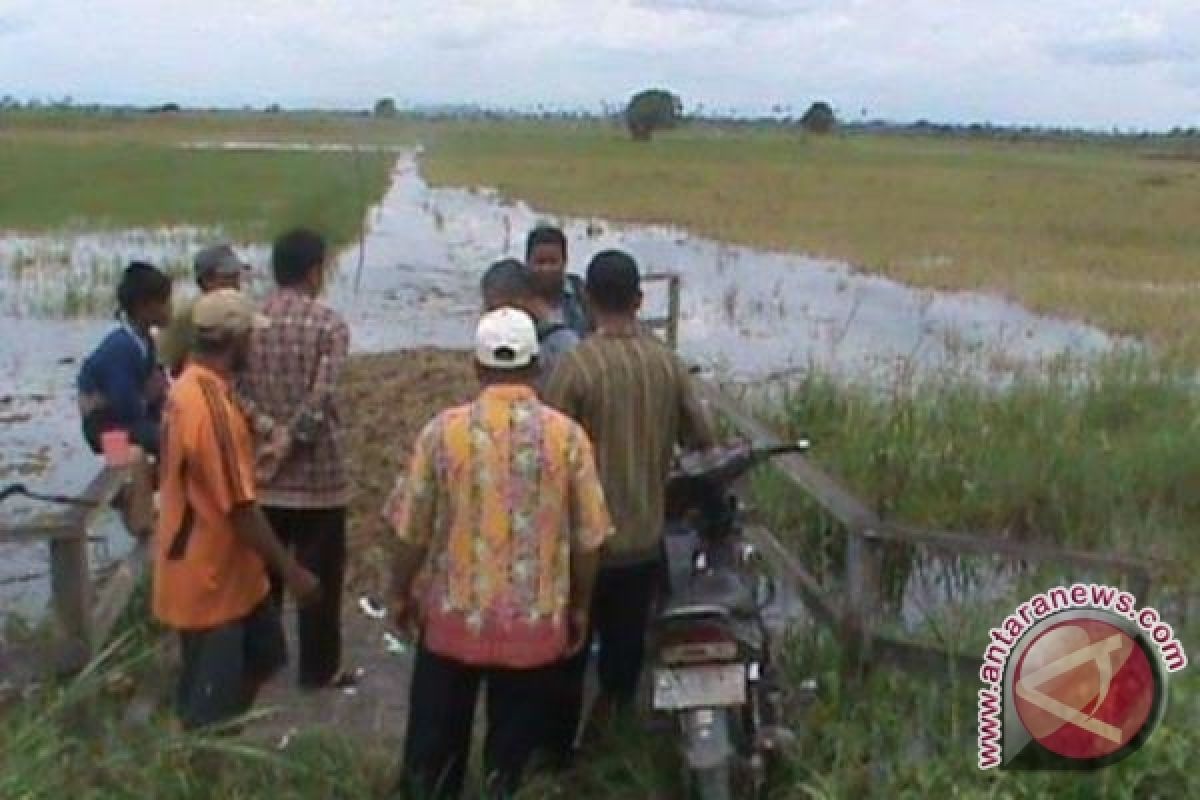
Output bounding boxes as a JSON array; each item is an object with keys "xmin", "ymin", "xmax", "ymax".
[{"xmin": 77, "ymin": 261, "xmax": 173, "ymax": 456}]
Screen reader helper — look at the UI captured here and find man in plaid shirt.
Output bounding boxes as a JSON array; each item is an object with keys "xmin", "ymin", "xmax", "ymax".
[{"xmin": 240, "ymin": 228, "xmax": 355, "ymax": 690}]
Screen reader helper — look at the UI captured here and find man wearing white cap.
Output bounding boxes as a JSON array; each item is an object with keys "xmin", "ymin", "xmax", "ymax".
[
  {"xmin": 153, "ymin": 289, "xmax": 319, "ymax": 731},
  {"xmin": 385, "ymin": 307, "xmax": 613, "ymax": 798}
]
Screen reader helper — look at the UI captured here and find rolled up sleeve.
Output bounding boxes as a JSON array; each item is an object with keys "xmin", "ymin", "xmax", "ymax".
[{"xmin": 384, "ymin": 421, "xmax": 439, "ymax": 548}]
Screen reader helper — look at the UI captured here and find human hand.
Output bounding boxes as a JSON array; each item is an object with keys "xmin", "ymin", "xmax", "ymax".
[
  {"xmin": 391, "ymin": 596, "xmax": 419, "ymax": 640},
  {"xmin": 285, "ymin": 563, "xmax": 321, "ymax": 607},
  {"xmin": 256, "ymin": 425, "xmax": 292, "ymax": 484},
  {"xmin": 145, "ymin": 369, "xmax": 169, "ymax": 405},
  {"xmin": 565, "ymin": 606, "xmax": 590, "ymax": 656}
]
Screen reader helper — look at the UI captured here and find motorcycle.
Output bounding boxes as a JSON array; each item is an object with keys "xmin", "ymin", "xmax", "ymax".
[{"xmin": 651, "ymin": 441, "xmax": 810, "ymax": 800}]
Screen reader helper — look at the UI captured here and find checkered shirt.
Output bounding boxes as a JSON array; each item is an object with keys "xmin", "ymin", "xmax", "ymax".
[{"xmin": 241, "ymin": 288, "xmax": 350, "ymax": 509}]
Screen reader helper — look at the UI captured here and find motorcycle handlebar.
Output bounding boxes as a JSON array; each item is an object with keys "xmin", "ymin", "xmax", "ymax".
[{"xmin": 755, "ymin": 440, "xmax": 810, "ymax": 459}]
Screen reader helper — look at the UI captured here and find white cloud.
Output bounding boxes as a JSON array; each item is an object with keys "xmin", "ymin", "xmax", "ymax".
[{"xmin": 1, "ymin": 0, "xmax": 1197, "ymax": 128}]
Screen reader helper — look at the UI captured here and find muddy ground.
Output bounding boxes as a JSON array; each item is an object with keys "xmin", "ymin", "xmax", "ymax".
[{"xmin": 341, "ymin": 348, "xmax": 476, "ymax": 595}]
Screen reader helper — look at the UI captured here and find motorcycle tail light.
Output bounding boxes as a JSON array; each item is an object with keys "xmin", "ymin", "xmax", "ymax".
[{"xmin": 660, "ymin": 622, "xmax": 739, "ymax": 665}]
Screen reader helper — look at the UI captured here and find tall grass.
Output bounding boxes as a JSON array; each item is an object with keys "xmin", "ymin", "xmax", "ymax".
[
  {"xmin": 749, "ymin": 354, "xmax": 1200, "ymax": 568},
  {"xmin": 770, "ymin": 628, "xmax": 1199, "ymax": 799},
  {"xmin": 0, "ymin": 141, "xmax": 396, "ymax": 247},
  {"xmin": 0, "ymin": 631, "xmax": 391, "ymax": 799}
]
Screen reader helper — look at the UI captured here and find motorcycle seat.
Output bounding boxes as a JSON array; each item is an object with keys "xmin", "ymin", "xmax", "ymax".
[{"xmin": 660, "ymin": 570, "xmax": 756, "ymax": 619}]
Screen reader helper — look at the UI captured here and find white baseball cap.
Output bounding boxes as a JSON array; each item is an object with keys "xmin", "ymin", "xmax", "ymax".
[{"xmin": 475, "ymin": 307, "xmax": 539, "ymax": 370}]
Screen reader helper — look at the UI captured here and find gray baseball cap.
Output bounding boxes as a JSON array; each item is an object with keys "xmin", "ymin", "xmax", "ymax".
[{"xmin": 193, "ymin": 244, "xmax": 251, "ymax": 282}]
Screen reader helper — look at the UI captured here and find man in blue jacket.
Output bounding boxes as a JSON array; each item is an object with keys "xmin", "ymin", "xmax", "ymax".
[{"xmin": 77, "ymin": 261, "xmax": 173, "ymax": 456}]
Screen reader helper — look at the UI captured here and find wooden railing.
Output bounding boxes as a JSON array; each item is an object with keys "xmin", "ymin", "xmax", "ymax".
[
  {"xmin": 0, "ymin": 454, "xmax": 154, "ymax": 681},
  {"xmin": 692, "ymin": 380, "xmax": 1177, "ymax": 679},
  {"xmin": 640, "ymin": 271, "xmax": 681, "ymax": 350},
  {"xmin": 631, "ymin": 268, "xmax": 1178, "ymax": 677}
]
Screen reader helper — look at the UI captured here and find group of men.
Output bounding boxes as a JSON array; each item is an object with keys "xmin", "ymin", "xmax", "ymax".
[
  {"xmin": 389, "ymin": 228, "xmax": 718, "ymax": 797},
  {"xmin": 78, "ymin": 229, "xmax": 356, "ymax": 732},
  {"xmin": 80, "ymin": 221, "xmax": 717, "ymax": 798}
]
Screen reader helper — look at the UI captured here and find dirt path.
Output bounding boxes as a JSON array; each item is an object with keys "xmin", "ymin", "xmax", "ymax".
[{"xmin": 245, "ymin": 349, "xmax": 474, "ymax": 747}]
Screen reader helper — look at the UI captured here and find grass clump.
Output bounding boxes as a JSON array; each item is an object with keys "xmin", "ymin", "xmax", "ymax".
[
  {"xmin": 0, "ymin": 632, "xmax": 391, "ymax": 799},
  {"xmin": 751, "ymin": 354, "xmax": 1200, "ymax": 570},
  {"xmin": 772, "ymin": 627, "xmax": 1199, "ymax": 799},
  {"xmin": 0, "ymin": 141, "xmax": 396, "ymax": 247}
]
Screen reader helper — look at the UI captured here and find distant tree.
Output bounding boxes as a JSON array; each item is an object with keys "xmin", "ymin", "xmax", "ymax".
[
  {"xmin": 800, "ymin": 101, "xmax": 836, "ymax": 134},
  {"xmin": 625, "ymin": 89, "xmax": 683, "ymax": 141},
  {"xmin": 374, "ymin": 97, "xmax": 397, "ymax": 118},
  {"xmin": 266, "ymin": 103, "xmax": 282, "ymax": 114}
]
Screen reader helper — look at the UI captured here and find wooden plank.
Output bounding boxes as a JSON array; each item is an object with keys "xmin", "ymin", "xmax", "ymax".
[
  {"xmin": 746, "ymin": 526, "xmax": 839, "ymax": 628},
  {"xmin": 694, "ymin": 379, "xmax": 881, "ymax": 531},
  {"xmin": 60, "ymin": 466, "xmax": 130, "ymax": 531},
  {"xmin": 0, "ymin": 524, "xmax": 91, "ymax": 543},
  {"xmin": 748, "ymin": 525, "xmax": 980, "ymax": 681},
  {"xmin": 92, "ymin": 540, "xmax": 149, "ymax": 647},
  {"xmin": 872, "ymin": 634, "xmax": 981, "ymax": 682},
  {"xmin": 876, "ymin": 523, "xmax": 1163, "ymax": 577}
]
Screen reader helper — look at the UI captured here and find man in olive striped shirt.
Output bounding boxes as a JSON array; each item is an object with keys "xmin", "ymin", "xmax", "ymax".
[{"xmin": 542, "ymin": 249, "xmax": 718, "ymax": 762}]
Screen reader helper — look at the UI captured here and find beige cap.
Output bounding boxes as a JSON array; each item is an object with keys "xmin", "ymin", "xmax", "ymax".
[
  {"xmin": 193, "ymin": 289, "xmax": 270, "ymax": 336},
  {"xmin": 475, "ymin": 307, "xmax": 538, "ymax": 369}
]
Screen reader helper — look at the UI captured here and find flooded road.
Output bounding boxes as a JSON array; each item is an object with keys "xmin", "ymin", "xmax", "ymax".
[{"xmin": 0, "ymin": 149, "xmax": 1121, "ymax": 623}]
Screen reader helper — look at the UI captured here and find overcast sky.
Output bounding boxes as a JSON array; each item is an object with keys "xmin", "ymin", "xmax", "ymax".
[{"xmin": 2, "ymin": 0, "xmax": 1198, "ymax": 129}]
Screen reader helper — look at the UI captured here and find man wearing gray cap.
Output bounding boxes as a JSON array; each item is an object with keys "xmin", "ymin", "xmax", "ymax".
[{"xmin": 158, "ymin": 244, "xmax": 251, "ymax": 377}]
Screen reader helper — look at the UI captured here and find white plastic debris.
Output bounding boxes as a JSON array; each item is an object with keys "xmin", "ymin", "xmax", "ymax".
[
  {"xmin": 383, "ymin": 631, "xmax": 408, "ymax": 655},
  {"xmin": 277, "ymin": 726, "xmax": 298, "ymax": 750},
  {"xmin": 358, "ymin": 595, "xmax": 386, "ymax": 620}
]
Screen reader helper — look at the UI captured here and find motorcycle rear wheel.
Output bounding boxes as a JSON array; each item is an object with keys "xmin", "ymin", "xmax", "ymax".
[{"xmin": 686, "ymin": 764, "xmax": 733, "ymax": 800}]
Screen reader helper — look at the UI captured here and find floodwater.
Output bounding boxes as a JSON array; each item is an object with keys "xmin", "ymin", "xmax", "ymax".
[{"xmin": 0, "ymin": 149, "xmax": 1121, "ymax": 625}]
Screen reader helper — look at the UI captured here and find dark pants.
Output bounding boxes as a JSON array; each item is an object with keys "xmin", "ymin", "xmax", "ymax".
[
  {"xmin": 175, "ymin": 600, "xmax": 286, "ymax": 731},
  {"xmin": 546, "ymin": 559, "xmax": 661, "ymax": 761},
  {"xmin": 264, "ymin": 506, "xmax": 347, "ymax": 687},
  {"xmin": 400, "ymin": 643, "xmax": 555, "ymax": 800}
]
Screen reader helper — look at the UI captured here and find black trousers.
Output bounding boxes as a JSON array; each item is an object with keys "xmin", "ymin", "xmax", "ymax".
[
  {"xmin": 263, "ymin": 506, "xmax": 347, "ymax": 687},
  {"xmin": 400, "ymin": 643, "xmax": 555, "ymax": 800},
  {"xmin": 545, "ymin": 559, "xmax": 661, "ymax": 761}
]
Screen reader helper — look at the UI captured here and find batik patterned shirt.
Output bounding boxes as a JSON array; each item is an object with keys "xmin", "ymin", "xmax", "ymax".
[{"xmin": 385, "ymin": 384, "xmax": 613, "ymax": 668}]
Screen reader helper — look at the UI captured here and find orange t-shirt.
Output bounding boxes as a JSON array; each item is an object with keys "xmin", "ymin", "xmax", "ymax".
[{"xmin": 152, "ymin": 363, "xmax": 268, "ymax": 630}]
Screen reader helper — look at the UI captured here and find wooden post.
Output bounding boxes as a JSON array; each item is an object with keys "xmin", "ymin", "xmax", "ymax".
[
  {"xmin": 843, "ymin": 526, "xmax": 883, "ymax": 678},
  {"xmin": 1129, "ymin": 568, "xmax": 1152, "ymax": 608},
  {"xmin": 49, "ymin": 526, "xmax": 92, "ymax": 662},
  {"xmin": 666, "ymin": 274, "xmax": 681, "ymax": 351},
  {"xmin": 117, "ymin": 449, "xmax": 154, "ymax": 540}
]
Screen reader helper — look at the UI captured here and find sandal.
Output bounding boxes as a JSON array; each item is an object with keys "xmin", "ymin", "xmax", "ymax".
[{"xmin": 302, "ymin": 667, "xmax": 363, "ymax": 692}]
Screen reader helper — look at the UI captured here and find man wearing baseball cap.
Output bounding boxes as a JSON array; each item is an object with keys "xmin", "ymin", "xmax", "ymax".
[
  {"xmin": 158, "ymin": 244, "xmax": 252, "ymax": 377},
  {"xmin": 153, "ymin": 288, "xmax": 319, "ymax": 731},
  {"xmin": 385, "ymin": 307, "xmax": 613, "ymax": 797}
]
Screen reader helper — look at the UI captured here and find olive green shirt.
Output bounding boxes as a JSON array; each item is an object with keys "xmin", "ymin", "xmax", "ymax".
[{"xmin": 542, "ymin": 330, "xmax": 718, "ymax": 566}]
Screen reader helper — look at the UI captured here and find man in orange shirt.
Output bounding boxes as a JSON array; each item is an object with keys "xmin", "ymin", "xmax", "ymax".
[{"xmin": 153, "ymin": 289, "xmax": 319, "ymax": 731}]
